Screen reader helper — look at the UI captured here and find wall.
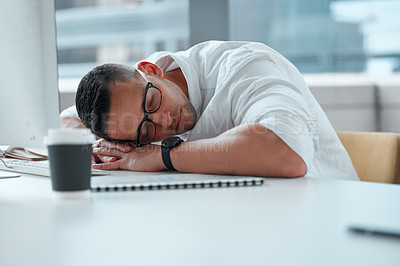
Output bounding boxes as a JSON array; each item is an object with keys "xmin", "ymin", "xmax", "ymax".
[{"xmin": 304, "ymin": 74, "xmax": 400, "ymax": 133}]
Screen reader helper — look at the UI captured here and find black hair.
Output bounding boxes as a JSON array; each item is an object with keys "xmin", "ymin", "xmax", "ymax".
[{"xmin": 75, "ymin": 63, "xmax": 138, "ymax": 140}]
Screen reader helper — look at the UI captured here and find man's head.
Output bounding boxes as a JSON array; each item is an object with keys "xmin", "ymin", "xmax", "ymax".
[{"xmin": 75, "ymin": 62, "xmax": 197, "ymax": 145}]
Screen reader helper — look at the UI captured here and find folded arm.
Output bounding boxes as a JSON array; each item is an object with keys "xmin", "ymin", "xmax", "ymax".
[
  {"xmin": 92, "ymin": 122, "xmax": 307, "ymax": 178},
  {"xmin": 171, "ymin": 122, "xmax": 306, "ymax": 177}
]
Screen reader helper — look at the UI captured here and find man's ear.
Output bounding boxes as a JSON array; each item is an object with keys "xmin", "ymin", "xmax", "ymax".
[{"xmin": 137, "ymin": 61, "xmax": 164, "ymax": 78}]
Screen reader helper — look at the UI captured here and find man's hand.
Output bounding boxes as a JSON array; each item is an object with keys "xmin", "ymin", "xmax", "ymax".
[
  {"xmin": 91, "ymin": 139, "xmax": 130, "ymax": 164},
  {"xmin": 91, "ymin": 140, "xmax": 166, "ymax": 172}
]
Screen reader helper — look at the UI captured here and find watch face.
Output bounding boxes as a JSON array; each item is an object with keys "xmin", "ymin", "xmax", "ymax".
[{"xmin": 162, "ymin": 136, "xmax": 183, "ymax": 148}]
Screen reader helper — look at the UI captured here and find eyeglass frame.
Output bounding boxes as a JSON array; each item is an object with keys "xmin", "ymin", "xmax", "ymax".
[{"xmin": 134, "ymin": 68, "xmax": 162, "ymax": 147}]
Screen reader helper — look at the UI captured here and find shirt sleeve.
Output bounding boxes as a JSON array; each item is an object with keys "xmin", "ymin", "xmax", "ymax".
[
  {"xmin": 60, "ymin": 105, "xmax": 80, "ymax": 120},
  {"xmin": 230, "ymin": 63, "xmax": 317, "ymax": 172}
]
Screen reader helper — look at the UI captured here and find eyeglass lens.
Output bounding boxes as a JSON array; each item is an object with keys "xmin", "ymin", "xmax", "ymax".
[
  {"xmin": 138, "ymin": 121, "xmax": 156, "ymax": 144},
  {"xmin": 138, "ymin": 86, "xmax": 161, "ymax": 145},
  {"xmin": 145, "ymin": 87, "xmax": 162, "ymax": 112}
]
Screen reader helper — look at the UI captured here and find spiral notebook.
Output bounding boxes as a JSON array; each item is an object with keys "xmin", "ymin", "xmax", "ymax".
[{"xmin": 91, "ymin": 173, "xmax": 264, "ymax": 192}]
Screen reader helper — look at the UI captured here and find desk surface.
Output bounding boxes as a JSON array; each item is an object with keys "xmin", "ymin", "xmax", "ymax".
[{"xmin": 0, "ymin": 171, "xmax": 399, "ymax": 266}]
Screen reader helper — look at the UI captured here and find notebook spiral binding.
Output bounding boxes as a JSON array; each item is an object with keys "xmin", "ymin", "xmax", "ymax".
[{"xmin": 91, "ymin": 179, "xmax": 263, "ymax": 192}]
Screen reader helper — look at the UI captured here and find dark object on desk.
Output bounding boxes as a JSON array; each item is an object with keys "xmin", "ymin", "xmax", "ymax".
[
  {"xmin": 91, "ymin": 174, "xmax": 264, "ymax": 192},
  {"xmin": 348, "ymin": 224, "xmax": 400, "ymax": 239},
  {"xmin": 48, "ymin": 144, "xmax": 92, "ymax": 192},
  {"xmin": 46, "ymin": 128, "xmax": 95, "ymax": 192}
]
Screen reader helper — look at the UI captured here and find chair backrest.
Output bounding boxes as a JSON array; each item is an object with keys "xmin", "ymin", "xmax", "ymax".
[{"xmin": 337, "ymin": 131, "xmax": 400, "ymax": 184}]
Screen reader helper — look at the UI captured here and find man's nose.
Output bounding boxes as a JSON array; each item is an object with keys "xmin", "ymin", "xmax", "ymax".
[{"xmin": 149, "ymin": 110, "xmax": 173, "ymax": 128}]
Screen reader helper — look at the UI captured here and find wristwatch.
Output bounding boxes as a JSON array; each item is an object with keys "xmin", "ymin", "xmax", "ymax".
[{"xmin": 161, "ymin": 136, "xmax": 184, "ymax": 171}]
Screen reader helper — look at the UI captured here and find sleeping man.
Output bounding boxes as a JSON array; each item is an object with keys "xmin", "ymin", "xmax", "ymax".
[{"xmin": 61, "ymin": 41, "xmax": 359, "ymax": 180}]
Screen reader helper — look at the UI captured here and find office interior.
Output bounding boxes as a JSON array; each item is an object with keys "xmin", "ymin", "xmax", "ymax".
[
  {"xmin": 57, "ymin": 0, "xmax": 400, "ymax": 133},
  {"xmin": 1, "ymin": 1, "xmax": 400, "ymax": 266}
]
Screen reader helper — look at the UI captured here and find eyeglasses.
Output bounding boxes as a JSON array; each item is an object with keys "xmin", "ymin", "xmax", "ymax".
[{"xmin": 134, "ymin": 68, "xmax": 162, "ymax": 147}]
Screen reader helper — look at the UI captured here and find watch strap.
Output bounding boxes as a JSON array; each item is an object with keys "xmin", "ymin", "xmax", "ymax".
[
  {"xmin": 161, "ymin": 137, "xmax": 183, "ymax": 171},
  {"xmin": 161, "ymin": 145, "xmax": 177, "ymax": 171}
]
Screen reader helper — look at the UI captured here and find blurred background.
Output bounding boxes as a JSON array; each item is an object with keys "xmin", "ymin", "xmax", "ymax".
[{"xmin": 55, "ymin": 0, "xmax": 400, "ymax": 133}]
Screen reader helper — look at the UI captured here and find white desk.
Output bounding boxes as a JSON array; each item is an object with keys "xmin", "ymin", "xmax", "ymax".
[{"xmin": 0, "ymin": 172, "xmax": 399, "ymax": 266}]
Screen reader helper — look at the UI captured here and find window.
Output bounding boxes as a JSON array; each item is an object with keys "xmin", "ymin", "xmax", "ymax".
[
  {"xmin": 229, "ymin": 0, "xmax": 400, "ymax": 74},
  {"xmin": 56, "ymin": 0, "xmax": 400, "ymax": 132},
  {"xmin": 55, "ymin": 0, "xmax": 189, "ymax": 79}
]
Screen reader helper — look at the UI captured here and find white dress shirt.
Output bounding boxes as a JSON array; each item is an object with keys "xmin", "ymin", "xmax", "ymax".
[{"xmin": 62, "ymin": 41, "xmax": 359, "ymax": 180}]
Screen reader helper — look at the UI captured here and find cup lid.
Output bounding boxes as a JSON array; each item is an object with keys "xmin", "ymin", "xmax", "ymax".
[{"xmin": 45, "ymin": 128, "xmax": 95, "ymax": 145}]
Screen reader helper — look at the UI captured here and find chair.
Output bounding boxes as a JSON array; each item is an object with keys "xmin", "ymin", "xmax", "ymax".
[{"xmin": 337, "ymin": 131, "xmax": 400, "ymax": 184}]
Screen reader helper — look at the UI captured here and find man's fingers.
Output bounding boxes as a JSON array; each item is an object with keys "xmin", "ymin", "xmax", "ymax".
[
  {"xmin": 93, "ymin": 155, "xmax": 117, "ymax": 163},
  {"xmin": 99, "ymin": 155, "xmax": 117, "ymax": 163},
  {"xmin": 93, "ymin": 138, "xmax": 132, "ymax": 152},
  {"xmin": 92, "ymin": 154, "xmax": 100, "ymax": 164},
  {"xmin": 92, "ymin": 139, "xmax": 103, "ymax": 148},
  {"xmin": 93, "ymin": 147, "xmax": 124, "ymax": 158},
  {"xmin": 92, "ymin": 161, "xmax": 120, "ymax": 170}
]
